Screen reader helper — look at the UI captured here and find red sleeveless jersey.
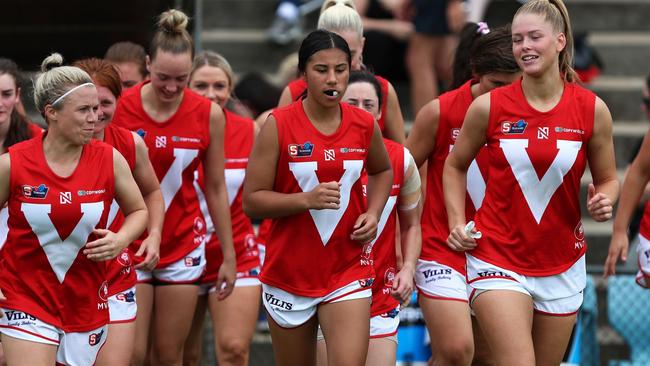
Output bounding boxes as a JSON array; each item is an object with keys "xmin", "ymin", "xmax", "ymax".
[
  {"xmin": 102, "ymin": 124, "xmax": 137, "ymax": 296},
  {"xmin": 365, "ymin": 139, "xmax": 404, "ymax": 316},
  {"xmin": 420, "ymin": 81, "xmax": 489, "ymax": 274},
  {"xmin": 113, "ymin": 81, "xmax": 211, "ymax": 268},
  {"xmin": 639, "ymin": 202, "xmax": 650, "ymax": 239},
  {"xmin": 0, "ymin": 136, "xmax": 114, "ymax": 332},
  {"xmin": 286, "ymin": 75, "xmax": 390, "ymax": 133},
  {"xmin": 0, "ymin": 123, "xmax": 42, "ymax": 249},
  {"xmin": 259, "ymin": 101, "xmax": 375, "ymax": 296},
  {"xmin": 472, "ymin": 80, "xmax": 594, "ymax": 276},
  {"xmin": 195, "ymin": 110, "xmax": 259, "ymax": 283}
]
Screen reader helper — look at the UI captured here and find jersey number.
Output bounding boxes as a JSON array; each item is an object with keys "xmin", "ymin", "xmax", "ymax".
[
  {"xmin": 500, "ymin": 139, "xmax": 581, "ymax": 223},
  {"xmin": 22, "ymin": 202, "xmax": 104, "ymax": 283},
  {"xmin": 289, "ymin": 160, "xmax": 363, "ymax": 245}
]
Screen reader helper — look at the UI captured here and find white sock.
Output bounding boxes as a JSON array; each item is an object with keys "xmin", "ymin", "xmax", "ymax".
[{"xmin": 277, "ymin": 2, "xmax": 300, "ymax": 22}]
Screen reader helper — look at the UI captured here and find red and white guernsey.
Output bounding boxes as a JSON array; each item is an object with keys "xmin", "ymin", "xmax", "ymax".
[
  {"xmin": 195, "ymin": 110, "xmax": 259, "ymax": 283},
  {"xmin": 472, "ymin": 79, "xmax": 594, "ymax": 276},
  {"xmin": 421, "ymin": 81, "xmax": 489, "ymax": 274},
  {"xmin": 0, "ymin": 123, "xmax": 43, "ymax": 249},
  {"xmin": 286, "ymin": 75, "xmax": 390, "ymax": 133},
  {"xmin": 0, "ymin": 136, "xmax": 113, "ymax": 331},
  {"xmin": 102, "ymin": 124, "xmax": 138, "ymax": 296},
  {"xmin": 260, "ymin": 101, "xmax": 375, "ymax": 296},
  {"xmin": 638, "ymin": 201, "xmax": 650, "ymax": 239},
  {"xmin": 113, "ymin": 81, "xmax": 211, "ymax": 268},
  {"xmin": 364, "ymin": 139, "xmax": 404, "ymax": 316}
]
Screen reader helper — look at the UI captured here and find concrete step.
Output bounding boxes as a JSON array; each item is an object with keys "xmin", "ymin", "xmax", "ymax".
[
  {"xmin": 590, "ymin": 76, "xmax": 646, "ymax": 121},
  {"xmin": 589, "ymin": 32, "xmax": 650, "ymax": 77}
]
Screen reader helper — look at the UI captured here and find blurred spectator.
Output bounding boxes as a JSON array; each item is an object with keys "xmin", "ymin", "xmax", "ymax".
[
  {"xmin": 465, "ymin": 0, "xmax": 491, "ymax": 23},
  {"xmin": 406, "ymin": 0, "xmax": 464, "ymax": 115},
  {"xmin": 266, "ymin": 0, "xmax": 325, "ymax": 45},
  {"xmin": 353, "ymin": 0, "xmax": 413, "ymax": 81}
]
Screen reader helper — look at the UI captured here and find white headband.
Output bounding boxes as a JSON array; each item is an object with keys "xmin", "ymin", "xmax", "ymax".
[{"xmin": 51, "ymin": 82, "xmax": 95, "ymax": 106}]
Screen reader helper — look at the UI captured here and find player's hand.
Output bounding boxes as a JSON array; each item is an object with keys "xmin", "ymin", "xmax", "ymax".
[
  {"xmin": 587, "ymin": 183, "xmax": 613, "ymax": 222},
  {"xmin": 351, "ymin": 212, "xmax": 378, "ymax": 244},
  {"xmin": 215, "ymin": 256, "xmax": 236, "ymax": 301},
  {"xmin": 134, "ymin": 232, "xmax": 161, "ymax": 271},
  {"xmin": 447, "ymin": 224, "xmax": 478, "ymax": 251},
  {"xmin": 391, "ymin": 265, "xmax": 415, "ymax": 303},
  {"xmin": 604, "ymin": 229, "xmax": 629, "ymax": 277},
  {"xmin": 84, "ymin": 229, "xmax": 128, "ymax": 261},
  {"xmin": 307, "ymin": 181, "xmax": 341, "ymax": 210}
]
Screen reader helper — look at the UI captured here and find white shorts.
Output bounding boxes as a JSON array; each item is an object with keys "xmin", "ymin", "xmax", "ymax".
[
  {"xmin": 136, "ymin": 242, "xmax": 206, "ymax": 284},
  {"xmin": 466, "ymin": 254, "xmax": 586, "ymax": 316},
  {"xmin": 415, "ymin": 259, "xmax": 468, "ymax": 302},
  {"xmin": 108, "ymin": 287, "xmax": 137, "ymax": 323},
  {"xmin": 198, "ymin": 267, "xmax": 262, "ymax": 295},
  {"xmin": 262, "ymin": 280, "xmax": 373, "ymax": 328},
  {"xmin": 370, "ymin": 306, "xmax": 400, "ymax": 341},
  {"xmin": 636, "ymin": 234, "xmax": 650, "ymax": 288},
  {"xmin": 0, "ymin": 308, "xmax": 107, "ymax": 366}
]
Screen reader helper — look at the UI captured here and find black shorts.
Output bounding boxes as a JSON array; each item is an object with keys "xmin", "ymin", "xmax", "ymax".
[{"xmin": 413, "ymin": 0, "xmax": 452, "ymax": 36}]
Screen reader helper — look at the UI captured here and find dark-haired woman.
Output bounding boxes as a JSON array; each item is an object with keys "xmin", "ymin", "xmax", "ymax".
[
  {"xmin": 0, "ymin": 58, "xmax": 43, "ymax": 247},
  {"xmin": 406, "ymin": 22, "xmax": 520, "ymax": 365},
  {"xmin": 243, "ymin": 30, "xmax": 393, "ymax": 366},
  {"xmin": 112, "ymin": 9, "xmax": 236, "ymax": 366},
  {"xmin": 444, "ymin": 1, "xmax": 618, "ymax": 363}
]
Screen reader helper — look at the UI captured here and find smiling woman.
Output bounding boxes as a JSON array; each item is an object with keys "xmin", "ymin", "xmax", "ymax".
[
  {"xmin": 0, "ymin": 53, "xmax": 147, "ymax": 366},
  {"xmin": 111, "ymin": 9, "xmax": 237, "ymax": 366}
]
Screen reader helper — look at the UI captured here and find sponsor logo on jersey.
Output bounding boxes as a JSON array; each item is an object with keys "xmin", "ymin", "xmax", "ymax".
[
  {"xmin": 59, "ymin": 192, "xmax": 72, "ymax": 205},
  {"xmin": 421, "ymin": 268, "xmax": 453, "ymax": 283},
  {"xmin": 339, "ymin": 147, "xmax": 367, "ymax": 154},
  {"xmin": 324, "ymin": 149, "xmax": 336, "ymax": 161},
  {"xmin": 477, "ymin": 270, "xmax": 512, "ymax": 278},
  {"xmin": 358, "ymin": 278, "xmax": 374, "ymax": 287},
  {"xmin": 451, "ymin": 128, "xmax": 461, "ymax": 140},
  {"xmin": 172, "ymin": 136, "xmax": 202, "ymax": 144},
  {"xmin": 226, "ymin": 158, "xmax": 249, "ymax": 164},
  {"xmin": 155, "ymin": 136, "xmax": 167, "ymax": 148},
  {"xmin": 184, "ymin": 256, "xmax": 201, "ymax": 267},
  {"xmin": 77, "ymin": 189, "xmax": 106, "ymax": 197},
  {"xmin": 4, "ymin": 310, "xmax": 36, "ymax": 322},
  {"xmin": 555, "ymin": 127, "xmax": 585, "ymax": 135},
  {"xmin": 22, "ymin": 184, "xmax": 48, "ymax": 199},
  {"xmin": 288, "ymin": 142, "xmax": 314, "ymax": 157},
  {"xmin": 538, "ymin": 127, "xmax": 549, "ymax": 140},
  {"xmin": 264, "ymin": 292, "xmax": 293, "ymax": 310},
  {"xmin": 116, "ymin": 290, "xmax": 136, "ymax": 303},
  {"xmin": 89, "ymin": 329, "xmax": 105, "ymax": 346},
  {"xmin": 501, "ymin": 119, "xmax": 527, "ymax": 134},
  {"xmin": 136, "ymin": 129, "xmax": 147, "ymax": 138}
]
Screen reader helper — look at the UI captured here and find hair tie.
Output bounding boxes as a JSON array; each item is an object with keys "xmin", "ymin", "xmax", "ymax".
[{"xmin": 477, "ymin": 22, "xmax": 490, "ymax": 35}]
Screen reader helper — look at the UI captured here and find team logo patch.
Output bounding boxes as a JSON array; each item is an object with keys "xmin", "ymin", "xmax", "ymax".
[
  {"xmin": 574, "ymin": 222, "xmax": 585, "ymax": 241},
  {"xmin": 98, "ymin": 281, "xmax": 109, "ymax": 302},
  {"xmin": 451, "ymin": 128, "xmax": 461, "ymax": 140},
  {"xmin": 501, "ymin": 119, "xmax": 527, "ymax": 134},
  {"xmin": 193, "ymin": 217, "xmax": 205, "ymax": 235},
  {"xmin": 89, "ymin": 329, "xmax": 105, "ymax": 346},
  {"xmin": 384, "ymin": 267, "xmax": 396, "ymax": 287},
  {"xmin": 22, "ymin": 184, "xmax": 48, "ymax": 199},
  {"xmin": 381, "ymin": 308, "xmax": 399, "ymax": 319},
  {"xmin": 288, "ymin": 142, "xmax": 314, "ymax": 157},
  {"xmin": 184, "ymin": 256, "xmax": 201, "ymax": 267},
  {"xmin": 136, "ymin": 129, "xmax": 147, "ymax": 138},
  {"xmin": 358, "ymin": 278, "xmax": 374, "ymax": 287},
  {"xmin": 117, "ymin": 250, "xmax": 131, "ymax": 267},
  {"xmin": 116, "ymin": 290, "xmax": 136, "ymax": 303}
]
